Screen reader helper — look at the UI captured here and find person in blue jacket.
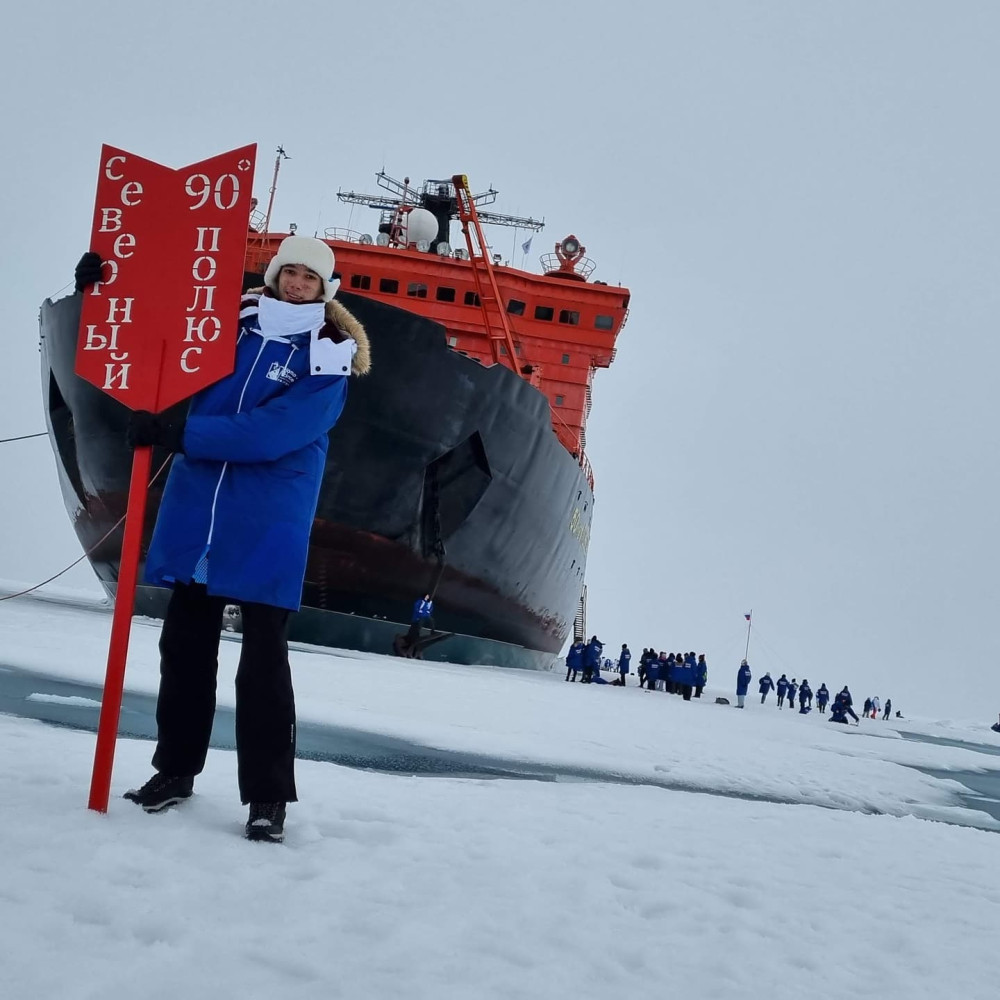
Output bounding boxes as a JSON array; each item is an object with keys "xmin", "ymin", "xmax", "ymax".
[
  {"xmin": 758, "ymin": 672, "xmax": 775, "ymax": 704},
  {"xmin": 617, "ymin": 644, "xmax": 631, "ymax": 686},
  {"xmin": 831, "ymin": 687, "xmax": 859, "ymax": 724},
  {"xmin": 786, "ymin": 679, "xmax": 798, "ymax": 712},
  {"xmin": 694, "ymin": 653, "xmax": 708, "ymax": 698},
  {"xmin": 679, "ymin": 651, "xmax": 697, "ymax": 700},
  {"xmin": 565, "ymin": 639, "xmax": 585, "ymax": 682},
  {"xmin": 405, "ymin": 594, "xmax": 435, "ymax": 646},
  {"xmin": 830, "ymin": 688, "xmax": 858, "ymax": 724},
  {"xmin": 582, "ymin": 636, "xmax": 603, "ymax": 683},
  {"xmin": 645, "ymin": 651, "xmax": 660, "ymax": 693},
  {"xmin": 776, "ymin": 673, "xmax": 789, "ymax": 708},
  {"xmin": 736, "ymin": 659, "xmax": 752, "ymax": 708},
  {"xmin": 663, "ymin": 652, "xmax": 676, "ymax": 693},
  {"xmin": 412, "ymin": 594, "xmax": 434, "ymax": 625},
  {"xmin": 816, "ymin": 683, "xmax": 830, "ymax": 714},
  {"xmin": 85, "ymin": 236, "xmax": 371, "ymax": 842},
  {"xmin": 798, "ymin": 679, "xmax": 812, "ymax": 710}
]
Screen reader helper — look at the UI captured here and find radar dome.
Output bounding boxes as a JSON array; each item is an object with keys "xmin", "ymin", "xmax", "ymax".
[{"xmin": 404, "ymin": 208, "xmax": 438, "ymax": 246}]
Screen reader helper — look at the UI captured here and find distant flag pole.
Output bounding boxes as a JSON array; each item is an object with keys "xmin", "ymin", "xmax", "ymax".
[{"xmin": 744, "ymin": 610, "xmax": 752, "ymax": 660}]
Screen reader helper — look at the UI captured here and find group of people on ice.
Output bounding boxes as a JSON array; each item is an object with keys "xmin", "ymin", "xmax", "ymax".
[
  {"xmin": 636, "ymin": 649, "xmax": 708, "ymax": 700},
  {"xmin": 861, "ymin": 695, "xmax": 892, "ymax": 719},
  {"xmin": 753, "ymin": 671, "xmax": 826, "ymax": 713},
  {"xmin": 566, "ymin": 642, "xmax": 898, "ymax": 730},
  {"xmin": 564, "ymin": 636, "xmax": 611, "ymax": 685},
  {"xmin": 738, "ymin": 662, "xmax": 895, "ymax": 725},
  {"xmin": 564, "ymin": 640, "xmax": 709, "ymax": 700}
]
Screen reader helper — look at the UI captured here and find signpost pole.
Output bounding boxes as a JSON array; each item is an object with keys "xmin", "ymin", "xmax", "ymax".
[{"xmin": 87, "ymin": 444, "xmax": 153, "ymax": 813}]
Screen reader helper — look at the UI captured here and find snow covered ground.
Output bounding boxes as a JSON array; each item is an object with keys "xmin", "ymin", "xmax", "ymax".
[{"xmin": 2, "ymin": 590, "xmax": 1000, "ymax": 999}]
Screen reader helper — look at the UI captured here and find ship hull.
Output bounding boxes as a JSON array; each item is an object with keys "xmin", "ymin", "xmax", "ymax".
[{"xmin": 40, "ymin": 291, "xmax": 593, "ymax": 668}]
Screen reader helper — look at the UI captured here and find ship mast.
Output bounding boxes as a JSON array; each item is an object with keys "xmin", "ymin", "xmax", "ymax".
[
  {"xmin": 337, "ymin": 172, "xmax": 543, "ymax": 251},
  {"xmin": 262, "ymin": 145, "xmax": 289, "ymax": 234}
]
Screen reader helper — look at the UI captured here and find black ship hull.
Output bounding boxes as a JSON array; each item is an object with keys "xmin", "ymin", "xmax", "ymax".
[{"xmin": 39, "ymin": 291, "xmax": 593, "ymax": 668}]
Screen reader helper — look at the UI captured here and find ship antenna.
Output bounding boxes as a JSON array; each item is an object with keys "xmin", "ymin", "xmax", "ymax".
[{"xmin": 262, "ymin": 145, "xmax": 290, "ymax": 234}]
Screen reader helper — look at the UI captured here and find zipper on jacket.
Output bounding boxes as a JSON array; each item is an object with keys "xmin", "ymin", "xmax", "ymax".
[{"xmin": 204, "ymin": 337, "xmax": 268, "ymax": 552}]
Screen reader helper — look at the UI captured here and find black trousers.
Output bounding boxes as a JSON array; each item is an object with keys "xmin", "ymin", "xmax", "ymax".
[{"xmin": 151, "ymin": 582, "xmax": 297, "ymax": 804}]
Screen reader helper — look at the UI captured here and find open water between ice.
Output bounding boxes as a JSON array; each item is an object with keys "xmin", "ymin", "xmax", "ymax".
[{"xmin": 3, "ymin": 663, "xmax": 1000, "ymax": 827}]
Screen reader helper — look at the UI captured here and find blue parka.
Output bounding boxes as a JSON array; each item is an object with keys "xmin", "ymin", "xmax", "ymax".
[
  {"xmin": 816, "ymin": 685, "xmax": 830, "ymax": 706},
  {"xmin": 759, "ymin": 674, "xmax": 774, "ymax": 695},
  {"xmin": 413, "ymin": 598, "xmax": 434, "ymax": 621},
  {"xmin": 566, "ymin": 641, "xmax": 585, "ymax": 669},
  {"xmin": 776, "ymin": 675, "xmax": 788, "ymax": 696},
  {"xmin": 646, "ymin": 657, "xmax": 661, "ymax": 684},
  {"xmin": 669, "ymin": 656, "xmax": 686, "ymax": 686},
  {"xmin": 787, "ymin": 681, "xmax": 798, "ymax": 704},
  {"xmin": 736, "ymin": 662, "xmax": 752, "ymax": 696},
  {"xmin": 618, "ymin": 648, "xmax": 631, "ymax": 674},
  {"xmin": 583, "ymin": 638, "xmax": 603, "ymax": 668},
  {"xmin": 695, "ymin": 656, "xmax": 708, "ymax": 686},
  {"xmin": 145, "ymin": 293, "xmax": 366, "ymax": 610}
]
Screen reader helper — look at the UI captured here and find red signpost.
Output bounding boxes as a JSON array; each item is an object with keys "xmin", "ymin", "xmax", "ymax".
[{"xmin": 79, "ymin": 143, "xmax": 257, "ymax": 812}]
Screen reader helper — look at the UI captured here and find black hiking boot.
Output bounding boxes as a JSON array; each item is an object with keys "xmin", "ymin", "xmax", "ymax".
[
  {"xmin": 123, "ymin": 773, "xmax": 194, "ymax": 813},
  {"xmin": 245, "ymin": 802, "xmax": 286, "ymax": 843}
]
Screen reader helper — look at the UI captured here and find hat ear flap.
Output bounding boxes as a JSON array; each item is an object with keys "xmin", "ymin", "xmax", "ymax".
[{"xmin": 327, "ymin": 272, "xmax": 341, "ymax": 298}]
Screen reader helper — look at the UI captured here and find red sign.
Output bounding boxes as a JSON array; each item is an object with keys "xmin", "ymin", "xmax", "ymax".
[{"xmin": 77, "ymin": 143, "xmax": 257, "ymax": 412}]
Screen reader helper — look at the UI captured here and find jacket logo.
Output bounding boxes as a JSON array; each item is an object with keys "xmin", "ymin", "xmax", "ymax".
[{"xmin": 266, "ymin": 362, "xmax": 298, "ymax": 386}]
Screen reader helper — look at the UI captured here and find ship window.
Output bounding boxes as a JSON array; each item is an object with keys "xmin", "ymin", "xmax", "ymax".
[
  {"xmin": 558, "ymin": 309, "xmax": 580, "ymax": 325},
  {"xmin": 379, "ymin": 278, "xmax": 399, "ymax": 294},
  {"xmin": 555, "ymin": 395, "xmax": 565, "ymax": 406},
  {"xmin": 407, "ymin": 282, "xmax": 428, "ymax": 298},
  {"xmin": 499, "ymin": 345, "xmax": 508, "ymax": 356},
  {"xmin": 534, "ymin": 305, "xmax": 554, "ymax": 321},
  {"xmin": 436, "ymin": 286, "xmax": 456, "ymax": 302},
  {"xmin": 349, "ymin": 274, "xmax": 372, "ymax": 290},
  {"xmin": 595, "ymin": 314, "xmax": 615, "ymax": 330},
  {"xmin": 464, "ymin": 291, "xmax": 481, "ymax": 306},
  {"xmin": 448, "ymin": 336, "xmax": 459, "ymax": 347},
  {"xmin": 507, "ymin": 299, "xmax": 526, "ymax": 316},
  {"xmin": 561, "ymin": 353, "xmax": 571, "ymax": 365},
  {"xmin": 514, "ymin": 343, "xmax": 523, "ymax": 357}
]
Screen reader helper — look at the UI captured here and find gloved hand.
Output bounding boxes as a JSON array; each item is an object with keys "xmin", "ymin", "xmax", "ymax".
[
  {"xmin": 74, "ymin": 252, "xmax": 104, "ymax": 292},
  {"xmin": 126, "ymin": 411, "xmax": 187, "ymax": 453}
]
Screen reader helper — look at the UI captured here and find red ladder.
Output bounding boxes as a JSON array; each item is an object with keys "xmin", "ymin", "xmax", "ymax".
[{"xmin": 451, "ymin": 174, "xmax": 523, "ymax": 372}]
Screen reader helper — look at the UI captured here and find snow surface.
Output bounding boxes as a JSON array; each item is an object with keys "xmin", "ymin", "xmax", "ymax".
[{"xmin": 2, "ymin": 592, "xmax": 1000, "ymax": 999}]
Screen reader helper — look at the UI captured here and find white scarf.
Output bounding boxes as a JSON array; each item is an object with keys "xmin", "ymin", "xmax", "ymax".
[{"xmin": 256, "ymin": 295, "xmax": 325, "ymax": 342}]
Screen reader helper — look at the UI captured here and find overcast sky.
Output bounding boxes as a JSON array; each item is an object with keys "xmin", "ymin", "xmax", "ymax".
[{"xmin": 1, "ymin": 1, "xmax": 997, "ymax": 719}]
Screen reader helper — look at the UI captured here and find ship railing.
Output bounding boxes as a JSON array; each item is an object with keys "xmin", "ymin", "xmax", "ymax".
[
  {"xmin": 244, "ymin": 243, "xmax": 273, "ymax": 276},
  {"xmin": 539, "ymin": 253, "xmax": 597, "ymax": 280},
  {"xmin": 323, "ymin": 227, "xmax": 374, "ymax": 244},
  {"xmin": 549, "ymin": 407, "xmax": 595, "ymax": 491}
]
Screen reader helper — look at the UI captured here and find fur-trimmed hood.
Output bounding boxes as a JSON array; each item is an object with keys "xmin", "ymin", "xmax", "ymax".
[{"xmin": 247, "ymin": 287, "xmax": 371, "ymax": 376}]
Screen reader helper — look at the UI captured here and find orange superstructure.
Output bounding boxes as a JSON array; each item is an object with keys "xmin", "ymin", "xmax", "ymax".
[{"xmin": 244, "ymin": 173, "xmax": 630, "ymax": 486}]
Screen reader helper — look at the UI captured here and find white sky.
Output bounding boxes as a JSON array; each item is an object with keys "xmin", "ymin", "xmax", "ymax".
[{"xmin": 1, "ymin": 1, "xmax": 998, "ymax": 718}]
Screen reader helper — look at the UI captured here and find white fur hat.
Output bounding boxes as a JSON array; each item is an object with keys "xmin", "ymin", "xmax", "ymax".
[{"xmin": 264, "ymin": 235, "xmax": 340, "ymax": 301}]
